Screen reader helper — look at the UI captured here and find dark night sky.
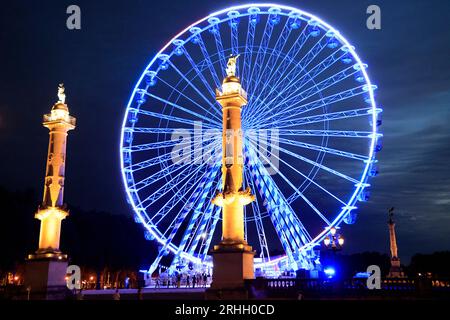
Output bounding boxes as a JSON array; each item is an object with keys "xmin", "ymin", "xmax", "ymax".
[{"xmin": 0, "ymin": 0, "xmax": 449, "ymax": 264}]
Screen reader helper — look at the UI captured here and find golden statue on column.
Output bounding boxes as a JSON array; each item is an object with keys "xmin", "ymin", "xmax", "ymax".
[{"xmin": 207, "ymin": 56, "xmax": 256, "ymax": 298}]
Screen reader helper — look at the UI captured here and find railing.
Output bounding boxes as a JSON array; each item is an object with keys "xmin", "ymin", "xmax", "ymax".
[
  {"xmin": 43, "ymin": 114, "xmax": 77, "ymax": 126},
  {"xmin": 245, "ymin": 277, "xmax": 450, "ymax": 299},
  {"xmin": 215, "ymin": 87, "xmax": 248, "ymax": 100}
]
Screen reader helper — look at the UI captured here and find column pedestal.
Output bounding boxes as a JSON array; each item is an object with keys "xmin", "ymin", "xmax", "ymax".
[
  {"xmin": 387, "ymin": 257, "xmax": 405, "ymax": 278},
  {"xmin": 206, "ymin": 243, "xmax": 255, "ymax": 300},
  {"xmin": 24, "ymin": 255, "xmax": 70, "ymax": 300}
]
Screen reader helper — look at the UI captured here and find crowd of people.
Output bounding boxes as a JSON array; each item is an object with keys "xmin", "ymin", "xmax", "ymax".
[{"xmin": 153, "ymin": 273, "xmax": 210, "ymax": 289}]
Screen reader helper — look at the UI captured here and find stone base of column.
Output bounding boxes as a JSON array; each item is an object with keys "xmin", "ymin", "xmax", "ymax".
[
  {"xmin": 24, "ymin": 254, "xmax": 71, "ymax": 300},
  {"xmin": 387, "ymin": 258, "xmax": 406, "ymax": 278},
  {"xmin": 205, "ymin": 243, "xmax": 255, "ymax": 300}
]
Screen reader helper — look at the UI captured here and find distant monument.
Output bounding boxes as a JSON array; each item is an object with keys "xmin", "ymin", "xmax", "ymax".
[
  {"xmin": 387, "ymin": 207, "xmax": 406, "ymax": 278},
  {"xmin": 24, "ymin": 84, "xmax": 77, "ymax": 299}
]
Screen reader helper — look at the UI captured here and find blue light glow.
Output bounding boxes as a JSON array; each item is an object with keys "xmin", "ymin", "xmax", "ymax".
[
  {"xmin": 119, "ymin": 3, "xmax": 381, "ymax": 274},
  {"xmin": 324, "ymin": 267, "xmax": 336, "ymax": 278}
]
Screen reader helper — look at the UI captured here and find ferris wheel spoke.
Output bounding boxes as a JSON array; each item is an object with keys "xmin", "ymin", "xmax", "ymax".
[
  {"xmin": 248, "ymin": 138, "xmax": 347, "ymax": 205},
  {"xmin": 147, "ymin": 161, "xmax": 219, "ymax": 275},
  {"xmin": 143, "ymin": 92, "xmax": 219, "ymax": 125},
  {"xmin": 271, "ymin": 135, "xmax": 369, "ymax": 161},
  {"xmin": 154, "ymin": 164, "xmax": 213, "ymax": 228},
  {"xmin": 249, "ymin": 14, "xmax": 284, "ymax": 96},
  {"xmin": 169, "ymin": 60, "xmax": 221, "ymax": 115},
  {"xmin": 184, "ymin": 202, "xmax": 214, "ymax": 258},
  {"xmin": 124, "ymin": 151, "xmax": 172, "ymax": 173},
  {"xmin": 267, "ymin": 47, "xmax": 347, "ymax": 108},
  {"xmin": 247, "ymin": 17, "xmax": 276, "ymax": 96},
  {"xmin": 124, "ymin": 138, "xmax": 187, "ymax": 153},
  {"xmin": 173, "ymin": 165, "xmax": 220, "ymax": 257},
  {"xmin": 245, "ymin": 145, "xmax": 313, "ymax": 269},
  {"xmin": 256, "ymin": 85, "xmax": 368, "ymax": 129},
  {"xmin": 252, "ymin": 21, "xmax": 309, "ymax": 100},
  {"xmin": 276, "ymin": 144, "xmax": 360, "ymax": 184},
  {"xmin": 134, "ymin": 108, "xmax": 218, "ymax": 129},
  {"xmin": 261, "ymin": 107, "xmax": 375, "ymax": 130},
  {"xmin": 208, "ymin": 19, "xmax": 227, "ymax": 79},
  {"xmin": 179, "ymin": 49, "xmax": 219, "ymax": 103},
  {"xmin": 247, "ymin": 141, "xmax": 331, "ymax": 226},
  {"xmin": 127, "ymin": 127, "xmax": 216, "ymax": 135},
  {"xmin": 241, "ymin": 14, "xmax": 257, "ymax": 89},
  {"xmin": 277, "ymin": 129, "xmax": 379, "ymax": 139},
  {"xmin": 148, "ymin": 152, "xmax": 220, "ymax": 223},
  {"xmin": 191, "ymin": 32, "xmax": 222, "ymax": 89},
  {"xmin": 183, "ymin": 184, "xmax": 220, "ymax": 258},
  {"xmin": 124, "ymin": 135, "xmax": 202, "ymax": 153},
  {"xmin": 247, "ymin": 134, "xmax": 363, "ymax": 184},
  {"xmin": 185, "ymin": 184, "xmax": 222, "ymax": 258},
  {"xmin": 124, "ymin": 136, "xmax": 216, "ymax": 172},
  {"xmin": 247, "ymin": 25, "xmax": 313, "ymax": 115},
  {"xmin": 267, "ymin": 64, "xmax": 360, "ymax": 116},
  {"xmin": 247, "ymin": 46, "xmax": 345, "ymax": 126},
  {"xmin": 228, "ymin": 13, "xmax": 240, "ymax": 76},
  {"xmin": 268, "ymin": 33, "xmax": 329, "ymax": 96},
  {"xmin": 244, "ymin": 168, "xmax": 270, "ymax": 261},
  {"xmin": 251, "ymin": 32, "xmax": 328, "ymax": 115},
  {"xmin": 246, "ymin": 143, "xmax": 312, "ymax": 242},
  {"xmin": 156, "ymin": 161, "xmax": 220, "ymax": 235},
  {"xmin": 134, "ymin": 144, "xmax": 218, "ymax": 194},
  {"xmin": 155, "ymin": 75, "xmax": 222, "ymax": 122},
  {"xmin": 245, "ymin": 20, "xmax": 292, "ymax": 115},
  {"xmin": 198, "ymin": 205, "xmax": 221, "ymax": 259}
]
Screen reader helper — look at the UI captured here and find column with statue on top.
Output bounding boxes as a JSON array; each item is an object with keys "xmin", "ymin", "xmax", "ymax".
[
  {"xmin": 207, "ymin": 55, "xmax": 256, "ymax": 299},
  {"xmin": 24, "ymin": 84, "xmax": 77, "ymax": 299}
]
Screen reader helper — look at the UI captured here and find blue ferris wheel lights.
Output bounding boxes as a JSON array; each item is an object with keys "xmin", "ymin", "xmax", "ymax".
[
  {"xmin": 207, "ymin": 17, "xmax": 220, "ymax": 25},
  {"xmin": 368, "ymin": 165, "xmax": 379, "ymax": 177},
  {"xmin": 268, "ymin": 7, "xmax": 281, "ymax": 25},
  {"xmin": 308, "ymin": 24, "xmax": 321, "ymax": 37},
  {"xmin": 119, "ymin": 3, "xmax": 382, "ymax": 272},
  {"xmin": 341, "ymin": 54, "xmax": 353, "ymax": 64},
  {"xmin": 227, "ymin": 10, "xmax": 240, "ymax": 26},
  {"xmin": 172, "ymin": 39, "xmax": 184, "ymax": 56},
  {"xmin": 374, "ymin": 140, "xmax": 383, "ymax": 153},
  {"xmin": 327, "ymin": 40, "xmax": 339, "ymax": 49},
  {"xmin": 207, "ymin": 17, "xmax": 221, "ymax": 34},
  {"xmin": 145, "ymin": 230, "xmax": 155, "ymax": 240},
  {"xmin": 344, "ymin": 211, "xmax": 358, "ymax": 224},
  {"xmin": 355, "ymin": 73, "xmax": 365, "ymax": 83},
  {"xmin": 134, "ymin": 214, "xmax": 142, "ymax": 223},
  {"xmin": 248, "ymin": 7, "xmax": 261, "ymax": 24},
  {"xmin": 288, "ymin": 12, "xmax": 302, "ymax": 29},
  {"xmin": 145, "ymin": 70, "xmax": 157, "ymax": 86},
  {"xmin": 357, "ymin": 189, "xmax": 371, "ymax": 202},
  {"xmin": 324, "ymin": 267, "xmax": 336, "ymax": 278},
  {"xmin": 189, "ymin": 27, "xmax": 202, "ymax": 44}
]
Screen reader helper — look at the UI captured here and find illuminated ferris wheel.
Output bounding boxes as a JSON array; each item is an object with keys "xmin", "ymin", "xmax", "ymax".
[{"xmin": 120, "ymin": 3, "xmax": 382, "ymax": 274}]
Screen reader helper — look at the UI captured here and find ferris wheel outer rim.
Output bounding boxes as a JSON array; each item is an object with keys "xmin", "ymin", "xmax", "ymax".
[{"xmin": 119, "ymin": 2, "xmax": 380, "ymax": 268}]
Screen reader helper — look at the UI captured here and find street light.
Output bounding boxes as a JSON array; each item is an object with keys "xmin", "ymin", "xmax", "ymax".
[{"xmin": 323, "ymin": 227, "xmax": 344, "ymax": 252}]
